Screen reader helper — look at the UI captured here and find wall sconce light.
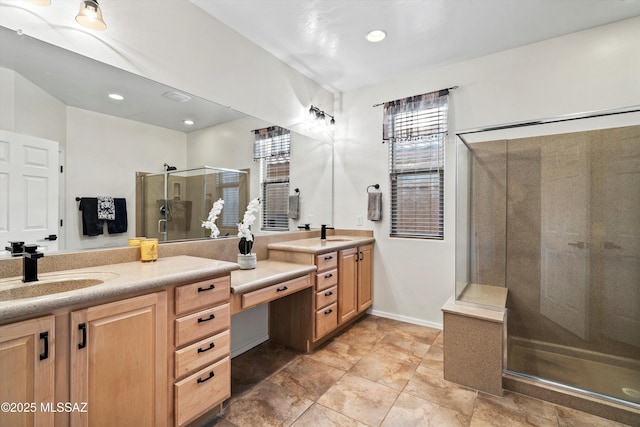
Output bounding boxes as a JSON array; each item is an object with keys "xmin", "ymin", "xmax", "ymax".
[
  {"xmin": 309, "ymin": 105, "xmax": 335, "ymax": 127},
  {"xmin": 76, "ymin": 0, "xmax": 107, "ymax": 31}
]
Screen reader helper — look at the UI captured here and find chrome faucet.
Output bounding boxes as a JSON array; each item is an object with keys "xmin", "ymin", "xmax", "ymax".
[
  {"xmin": 320, "ymin": 224, "xmax": 334, "ymax": 240},
  {"xmin": 21, "ymin": 244, "xmax": 44, "ymax": 282}
]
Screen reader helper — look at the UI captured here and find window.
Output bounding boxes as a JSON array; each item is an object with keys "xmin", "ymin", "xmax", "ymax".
[
  {"xmin": 384, "ymin": 90, "xmax": 448, "ymax": 239},
  {"xmin": 254, "ymin": 126, "xmax": 290, "ymax": 231}
]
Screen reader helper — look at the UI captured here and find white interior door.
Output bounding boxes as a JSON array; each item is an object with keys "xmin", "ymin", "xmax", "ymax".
[
  {"xmin": 539, "ymin": 134, "xmax": 590, "ymax": 339},
  {"xmin": 597, "ymin": 127, "xmax": 640, "ymax": 347},
  {"xmin": 0, "ymin": 130, "xmax": 59, "ymax": 254}
]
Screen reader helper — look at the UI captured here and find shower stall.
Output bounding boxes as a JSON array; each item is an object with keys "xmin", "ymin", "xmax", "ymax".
[
  {"xmin": 136, "ymin": 166, "xmax": 249, "ymax": 242},
  {"xmin": 455, "ymin": 108, "xmax": 640, "ymax": 409}
]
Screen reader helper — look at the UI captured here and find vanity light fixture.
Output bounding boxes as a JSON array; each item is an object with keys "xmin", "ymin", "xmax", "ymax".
[
  {"xmin": 75, "ymin": 0, "xmax": 107, "ymax": 31},
  {"xmin": 366, "ymin": 29, "xmax": 386, "ymax": 43},
  {"xmin": 108, "ymin": 93, "xmax": 124, "ymax": 101},
  {"xmin": 309, "ymin": 105, "xmax": 335, "ymax": 127},
  {"xmin": 183, "ymin": 119, "xmax": 195, "ymax": 126}
]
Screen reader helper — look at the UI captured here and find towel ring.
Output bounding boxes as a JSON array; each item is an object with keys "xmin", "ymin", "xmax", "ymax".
[{"xmin": 367, "ymin": 184, "xmax": 380, "ymax": 193}]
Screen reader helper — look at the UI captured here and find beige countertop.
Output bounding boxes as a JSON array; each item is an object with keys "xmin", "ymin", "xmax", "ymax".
[
  {"xmin": 231, "ymin": 260, "xmax": 317, "ymax": 295},
  {"xmin": 267, "ymin": 235, "xmax": 375, "ymax": 254},
  {"xmin": 0, "ymin": 255, "xmax": 238, "ymax": 322}
]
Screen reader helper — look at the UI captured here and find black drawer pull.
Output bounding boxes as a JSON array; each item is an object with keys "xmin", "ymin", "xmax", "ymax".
[
  {"xmin": 324, "ymin": 308, "xmax": 333, "ymax": 315},
  {"xmin": 324, "ymin": 291, "xmax": 333, "ymax": 296},
  {"xmin": 197, "ymin": 342, "xmax": 215, "ymax": 353},
  {"xmin": 78, "ymin": 323, "xmax": 87, "ymax": 349},
  {"xmin": 324, "ymin": 273, "xmax": 333, "ymax": 279},
  {"xmin": 197, "ymin": 371, "xmax": 215, "ymax": 384},
  {"xmin": 39, "ymin": 331, "xmax": 49, "ymax": 360},
  {"xmin": 324, "ymin": 255, "xmax": 333, "ymax": 260},
  {"xmin": 198, "ymin": 284, "xmax": 216, "ymax": 292},
  {"xmin": 197, "ymin": 314, "xmax": 215, "ymax": 323},
  {"xmin": 276, "ymin": 286, "xmax": 288, "ymax": 292}
]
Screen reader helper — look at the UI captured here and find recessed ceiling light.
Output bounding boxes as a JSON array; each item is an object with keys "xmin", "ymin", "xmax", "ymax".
[
  {"xmin": 108, "ymin": 93, "xmax": 124, "ymax": 100},
  {"xmin": 366, "ymin": 29, "xmax": 386, "ymax": 43},
  {"xmin": 183, "ymin": 119, "xmax": 195, "ymax": 126}
]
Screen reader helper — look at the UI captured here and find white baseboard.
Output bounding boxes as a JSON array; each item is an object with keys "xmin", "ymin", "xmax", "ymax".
[
  {"xmin": 368, "ymin": 309, "xmax": 443, "ymax": 330},
  {"xmin": 231, "ymin": 334, "xmax": 270, "ymax": 359}
]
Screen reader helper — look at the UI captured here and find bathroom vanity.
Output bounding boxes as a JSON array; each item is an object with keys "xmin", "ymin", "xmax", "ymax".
[{"xmin": 0, "ymin": 231, "xmax": 374, "ymax": 426}]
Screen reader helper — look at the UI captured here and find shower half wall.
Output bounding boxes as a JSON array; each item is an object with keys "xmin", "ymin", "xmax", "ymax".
[{"xmin": 455, "ymin": 110, "xmax": 640, "ymax": 409}]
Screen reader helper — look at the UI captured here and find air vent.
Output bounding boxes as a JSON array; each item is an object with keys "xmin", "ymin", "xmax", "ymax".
[{"xmin": 162, "ymin": 91, "xmax": 191, "ymax": 103}]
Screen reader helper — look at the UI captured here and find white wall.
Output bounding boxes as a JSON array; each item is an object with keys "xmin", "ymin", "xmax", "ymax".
[
  {"xmin": 334, "ymin": 17, "xmax": 640, "ymax": 328},
  {"xmin": 65, "ymin": 107, "xmax": 186, "ymax": 250}
]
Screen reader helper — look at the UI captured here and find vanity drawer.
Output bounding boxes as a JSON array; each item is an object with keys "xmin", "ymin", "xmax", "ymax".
[
  {"xmin": 175, "ymin": 303, "xmax": 230, "ymax": 347},
  {"xmin": 315, "ymin": 285, "xmax": 337, "ymax": 308},
  {"xmin": 316, "ymin": 268, "xmax": 338, "ymax": 291},
  {"xmin": 174, "ymin": 329, "xmax": 230, "ymax": 379},
  {"xmin": 315, "ymin": 251, "xmax": 338, "ymax": 272},
  {"xmin": 174, "ymin": 356, "xmax": 230, "ymax": 427},
  {"xmin": 175, "ymin": 276, "xmax": 230, "ymax": 315},
  {"xmin": 315, "ymin": 302, "xmax": 337, "ymax": 339},
  {"xmin": 242, "ymin": 275, "xmax": 311, "ymax": 309}
]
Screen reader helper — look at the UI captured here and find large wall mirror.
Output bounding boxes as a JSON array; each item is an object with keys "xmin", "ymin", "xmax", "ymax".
[{"xmin": 0, "ymin": 25, "xmax": 333, "ymax": 256}]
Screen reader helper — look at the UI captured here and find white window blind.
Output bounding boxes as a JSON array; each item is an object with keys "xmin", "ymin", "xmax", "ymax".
[
  {"xmin": 254, "ymin": 126, "xmax": 290, "ymax": 231},
  {"xmin": 384, "ymin": 90, "xmax": 448, "ymax": 239}
]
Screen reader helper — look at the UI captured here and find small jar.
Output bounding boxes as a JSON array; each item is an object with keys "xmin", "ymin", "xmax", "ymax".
[{"xmin": 140, "ymin": 238, "xmax": 158, "ymax": 262}]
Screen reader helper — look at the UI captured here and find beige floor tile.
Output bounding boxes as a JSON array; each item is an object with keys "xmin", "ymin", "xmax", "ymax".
[
  {"xmin": 384, "ymin": 321, "xmax": 441, "ymax": 344},
  {"xmin": 269, "ymin": 357, "xmax": 346, "ymax": 401},
  {"xmin": 355, "ymin": 315, "xmax": 404, "ymax": 334},
  {"xmin": 404, "ymin": 364, "xmax": 477, "ymax": 416},
  {"xmin": 432, "ymin": 331, "xmax": 444, "ymax": 348},
  {"xmin": 291, "ymin": 404, "xmax": 368, "ymax": 427},
  {"xmin": 224, "ymin": 380, "xmax": 313, "ymax": 427},
  {"xmin": 377, "ymin": 333, "xmax": 432, "ymax": 359},
  {"xmin": 349, "ymin": 348, "xmax": 420, "ymax": 390},
  {"xmin": 335, "ymin": 323, "xmax": 385, "ymax": 350},
  {"xmin": 317, "ymin": 373, "xmax": 399, "ymax": 426},
  {"xmin": 380, "ymin": 392, "xmax": 471, "ymax": 427},
  {"xmin": 304, "ymin": 338, "xmax": 368, "ymax": 371},
  {"xmin": 421, "ymin": 342, "xmax": 444, "ymax": 371},
  {"xmin": 556, "ymin": 405, "xmax": 631, "ymax": 427},
  {"xmin": 472, "ymin": 391, "xmax": 557, "ymax": 427}
]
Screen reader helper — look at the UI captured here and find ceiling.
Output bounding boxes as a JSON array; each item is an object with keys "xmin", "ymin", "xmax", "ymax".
[{"xmin": 192, "ymin": 0, "xmax": 640, "ymax": 92}]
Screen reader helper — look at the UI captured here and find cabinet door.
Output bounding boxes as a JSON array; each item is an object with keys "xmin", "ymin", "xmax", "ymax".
[
  {"xmin": 0, "ymin": 315, "xmax": 54, "ymax": 427},
  {"xmin": 357, "ymin": 244, "xmax": 374, "ymax": 312},
  {"xmin": 70, "ymin": 292, "xmax": 167, "ymax": 427},
  {"xmin": 338, "ymin": 247, "xmax": 358, "ymax": 324}
]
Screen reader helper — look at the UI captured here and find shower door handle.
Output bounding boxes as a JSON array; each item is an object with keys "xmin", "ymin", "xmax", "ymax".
[
  {"xmin": 158, "ymin": 219, "xmax": 167, "ymax": 235},
  {"xmin": 567, "ymin": 241, "xmax": 586, "ymax": 249}
]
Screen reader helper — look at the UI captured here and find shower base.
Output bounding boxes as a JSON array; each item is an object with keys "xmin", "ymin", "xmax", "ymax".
[{"xmin": 504, "ymin": 337, "xmax": 640, "ymax": 424}]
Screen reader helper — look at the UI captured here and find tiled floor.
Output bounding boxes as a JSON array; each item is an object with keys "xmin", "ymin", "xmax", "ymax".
[{"xmin": 205, "ymin": 315, "xmax": 630, "ymax": 427}]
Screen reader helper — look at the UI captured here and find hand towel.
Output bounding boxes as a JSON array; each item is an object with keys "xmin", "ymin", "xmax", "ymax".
[
  {"xmin": 367, "ymin": 192, "xmax": 382, "ymax": 221},
  {"xmin": 288, "ymin": 194, "xmax": 299, "ymax": 219},
  {"xmin": 79, "ymin": 197, "xmax": 103, "ymax": 236},
  {"xmin": 107, "ymin": 198, "xmax": 128, "ymax": 234},
  {"xmin": 97, "ymin": 196, "xmax": 115, "ymax": 220}
]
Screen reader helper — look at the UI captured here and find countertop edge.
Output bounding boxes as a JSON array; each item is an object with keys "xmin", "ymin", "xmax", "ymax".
[
  {"xmin": 0, "ymin": 256, "xmax": 239, "ymax": 323},
  {"xmin": 267, "ymin": 237, "xmax": 375, "ymax": 254},
  {"xmin": 231, "ymin": 263, "xmax": 317, "ymax": 295}
]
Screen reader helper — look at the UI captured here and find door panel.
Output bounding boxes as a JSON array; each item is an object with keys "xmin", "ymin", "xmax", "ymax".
[{"xmin": 0, "ymin": 130, "xmax": 59, "ymax": 253}]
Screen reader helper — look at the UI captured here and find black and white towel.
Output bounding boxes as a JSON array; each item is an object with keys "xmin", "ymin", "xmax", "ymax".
[{"xmin": 97, "ymin": 196, "xmax": 115, "ymax": 220}]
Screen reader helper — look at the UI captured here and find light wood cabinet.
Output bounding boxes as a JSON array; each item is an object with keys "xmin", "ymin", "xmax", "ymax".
[
  {"xmin": 357, "ymin": 244, "xmax": 374, "ymax": 312},
  {"xmin": 70, "ymin": 292, "xmax": 168, "ymax": 427},
  {"xmin": 339, "ymin": 243, "xmax": 373, "ymax": 325},
  {"xmin": 0, "ymin": 315, "xmax": 55, "ymax": 427},
  {"xmin": 313, "ymin": 252, "xmax": 339, "ymax": 340},
  {"xmin": 173, "ymin": 275, "xmax": 231, "ymax": 427}
]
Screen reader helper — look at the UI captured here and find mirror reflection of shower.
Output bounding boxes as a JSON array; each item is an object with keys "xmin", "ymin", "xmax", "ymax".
[{"xmin": 137, "ymin": 166, "xmax": 249, "ymax": 242}]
